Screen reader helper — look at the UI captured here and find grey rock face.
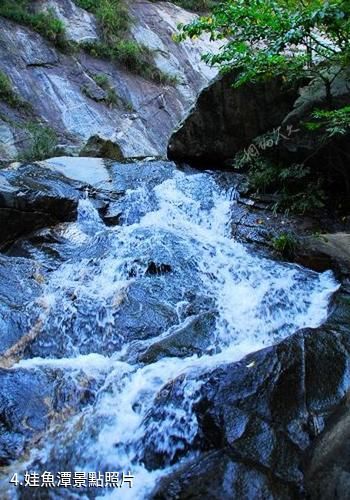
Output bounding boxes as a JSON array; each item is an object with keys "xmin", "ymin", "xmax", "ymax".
[
  {"xmin": 0, "ymin": 164, "xmax": 81, "ymax": 245},
  {"xmin": 35, "ymin": 0, "xmax": 99, "ymax": 43},
  {"xmin": 0, "ymin": 0, "xmax": 219, "ymax": 162}
]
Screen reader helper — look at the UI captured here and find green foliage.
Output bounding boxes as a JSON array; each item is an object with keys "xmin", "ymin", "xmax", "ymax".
[
  {"xmin": 306, "ymin": 105, "xmax": 350, "ymax": 136},
  {"xmin": 0, "ymin": 71, "xmax": 19, "ymax": 107},
  {"xmin": 276, "ymin": 184, "xmax": 326, "ymax": 214},
  {"xmin": 178, "ymin": 0, "xmax": 350, "ymax": 95},
  {"xmin": 154, "ymin": 0, "xmax": 219, "ymax": 13},
  {"xmin": 0, "ymin": 72, "xmax": 12, "ymax": 97},
  {"xmin": 84, "ymin": 72, "xmax": 134, "ymax": 110},
  {"xmin": 0, "ymin": 70, "xmax": 30, "ymax": 110},
  {"xmin": 82, "ymin": 40, "xmax": 178, "ymax": 84},
  {"xmin": 74, "ymin": 0, "xmax": 97, "ymax": 9},
  {"xmin": 271, "ymin": 232, "xmax": 297, "ymax": 258},
  {"xmin": 105, "ymin": 87, "xmax": 118, "ymax": 106},
  {"xmin": 178, "ymin": 0, "xmax": 350, "ymax": 213},
  {"xmin": 92, "ymin": 73, "xmax": 119, "ymax": 106},
  {"xmin": 0, "ymin": 0, "xmax": 67, "ymax": 48},
  {"xmin": 75, "ymin": 0, "xmax": 177, "ymax": 84},
  {"xmin": 244, "ymin": 157, "xmax": 325, "ymax": 214},
  {"xmin": 74, "ymin": 0, "xmax": 129, "ymax": 36},
  {"xmin": 19, "ymin": 123, "xmax": 58, "ymax": 162},
  {"xmin": 92, "ymin": 72, "xmax": 110, "ymax": 89}
]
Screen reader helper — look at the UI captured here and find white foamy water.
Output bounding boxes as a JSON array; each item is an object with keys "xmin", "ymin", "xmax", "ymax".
[{"xmin": 2, "ymin": 167, "xmax": 339, "ymax": 499}]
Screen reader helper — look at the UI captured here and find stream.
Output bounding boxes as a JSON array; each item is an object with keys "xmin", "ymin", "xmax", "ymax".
[{"xmin": 0, "ymin": 161, "xmax": 339, "ymax": 499}]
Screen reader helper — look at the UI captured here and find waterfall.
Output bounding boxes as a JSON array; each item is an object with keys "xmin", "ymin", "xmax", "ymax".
[{"xmin": 1, "ymin": 166, "xmax": 339, "ymax": 499}]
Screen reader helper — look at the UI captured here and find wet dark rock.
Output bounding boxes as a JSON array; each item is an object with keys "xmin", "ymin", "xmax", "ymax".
[
  {"xmin": 138, "ymin": 311, "xmax": 217, "ymax": 364},
  {"xmin": 148, "ymin": 293, "xmax": 350, "ymax": 497},
  {"xmin": 305, "ymin": 398, "xmax": 350, "ymax": 500},
  {"xmin": 0, "ymin": 164, "xmax": 82, "ymax": 245},
  {"xmin": 112, "ymin": 281, "xmax": 180, "ymax": 345},
  {"xmin": 101, "ymin": 206, "xmax": 122, "ymax": 226},
  {"xmin": 146, "ymin": 262, "xmax": 172, "ymax": 276},
  {"xmin": 0, "ymin": 255, "xmax": 44, "ymax": 356},
  {"xmin": 22, "ymin": 277, "xmax": 181, "ymax": 359},
  {"xmin": 0, "ymin": 367, "xmax": 99, "ymax": 467},
  {"xmin": 168, "ymin": 72, "xmax": 298, "ymax": 166},
  {"xmin": 126, "ymin": 260, "xmax": 173, "ymax": 278},
  {"xmin": 224, "ymin": 177, "xmax": 350, "ymax": 282},
  {"xmin": 152, "ymin": 449, "xmax": 295, "ymax": 500},
  {"xmin": 0, "ymin": 369, "xmax": 52, "ymax": 465}
]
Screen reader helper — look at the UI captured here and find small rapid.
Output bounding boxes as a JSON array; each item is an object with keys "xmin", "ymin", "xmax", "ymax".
[{"xmin": 0, "ymin": 165, "xmax": 339, "ymax": 498}]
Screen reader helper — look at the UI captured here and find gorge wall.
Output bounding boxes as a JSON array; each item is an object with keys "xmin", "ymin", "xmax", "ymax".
[{"xmin": 0, "ymin": 0, "xmax": 219, "ymax": 163}]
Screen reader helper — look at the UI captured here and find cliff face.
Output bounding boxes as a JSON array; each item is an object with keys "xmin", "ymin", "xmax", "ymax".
[{"xmin": 0, "ymin": 0, "xmax": 219, "ymax": 163}]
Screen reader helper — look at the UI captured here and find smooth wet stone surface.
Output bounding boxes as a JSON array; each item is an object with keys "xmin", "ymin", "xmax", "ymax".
[
  {"xmin": 38, "ymin": 156, "xmax": 112, "ymax": 188},
  {"xmin": 138, "ymin": 312, "xmax": 217, "ymax": 364},
  {"xmin": 0, "ymin": 256, "xmax": 44, "ymax": 357},
  {"xmin": 147, "ymin": 293, "xmax": 350, "ymax": 496},
  {"xmin": 0, "ymin": 164, "xmax": 82, "ymax": 245},
  {"xmin": 305, "ymin": 398, "xmax": 350, "ymax": 500}
]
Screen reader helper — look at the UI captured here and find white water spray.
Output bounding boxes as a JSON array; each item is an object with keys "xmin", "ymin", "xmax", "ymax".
[{"xmin": 3, "ymin": 167, "xmax": 339, "ymax": 499}]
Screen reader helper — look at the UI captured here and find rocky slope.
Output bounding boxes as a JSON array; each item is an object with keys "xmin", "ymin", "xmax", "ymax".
[
  {"xmin": 0, "ymin": 0, "xmax": 219, "ymax": 163},
  {"xmin": 0, "ymin": 155, "xmax": 348, "ymax": 500}
]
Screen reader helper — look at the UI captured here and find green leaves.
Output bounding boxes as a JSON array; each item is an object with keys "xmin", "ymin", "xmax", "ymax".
[
  {"xmin": 306, "ymin": 106, "xmax": 350, "ymax": 136},
  {"xmin": 0, "ymin": 70, "xmax": 27, "ymax": 109},
  {"xmin": 0, "ymin": 1, "xmax": 67, "ymax": 48},
  {"xmin": 178, "ymin": 0, "xmax": 350, "ymax": 90}
]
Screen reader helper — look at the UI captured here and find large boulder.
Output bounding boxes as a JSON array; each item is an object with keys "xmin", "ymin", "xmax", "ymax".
[
  {"xmin": 167, "ymin": 65, "xmax": 350, "ymax": 173},
  {"xmin": 146, "ymin": 292, "xmax": 350, "ymax": 498},
  {"xmin": 0, "ymin": 164, "xmax": 82, "ymax": 245},
  {"xmin": 168, "ymin": 72, "xmax": 298, "ymax": 166}
]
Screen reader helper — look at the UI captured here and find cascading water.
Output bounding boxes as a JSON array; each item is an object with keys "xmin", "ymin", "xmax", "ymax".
[{"xmin": 0, "ymin": 164, "xmax": 339, "ymax": 499}]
